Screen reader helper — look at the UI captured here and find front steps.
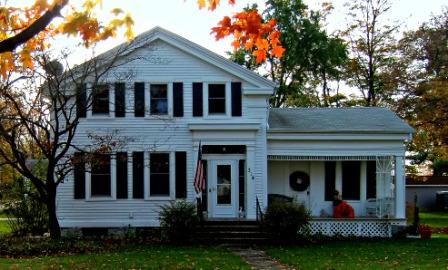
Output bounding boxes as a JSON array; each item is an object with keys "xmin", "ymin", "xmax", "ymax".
[{"xmin": 196, "ymin": 220, "xmax": 268, "ymax": 244}]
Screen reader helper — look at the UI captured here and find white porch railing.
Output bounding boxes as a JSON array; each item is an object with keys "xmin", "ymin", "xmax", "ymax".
[{"xmin": 307, "ymin": 218, "xmax": 404, "ymax": 238}]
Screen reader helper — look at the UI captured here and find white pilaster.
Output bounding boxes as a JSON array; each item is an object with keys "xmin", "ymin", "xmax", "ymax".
[
  {"xmin": 395, "ymin": 156, "xmax": 405, "ymax": 219},
  {"xmin": 245, "ymin": 146, "xmax": 256, "ymax": 219}
]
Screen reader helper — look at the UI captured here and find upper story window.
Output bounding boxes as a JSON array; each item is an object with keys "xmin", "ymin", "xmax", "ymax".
[
  {"xmin": 150, "ymin": 84, "xmax": 168, "ymax": 115},
  {"xmin": 92, "ymin": 84, "xmax": 109, "ymax": 115},
  {"xmin": 208, "ymin": 84, "xmax": 226, "ymax": 115}
]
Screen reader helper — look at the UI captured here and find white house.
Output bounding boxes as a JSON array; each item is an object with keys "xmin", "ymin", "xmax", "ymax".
[{"xmin": 57, "ymin": 27, "xmax": 413, "ymax": 237}]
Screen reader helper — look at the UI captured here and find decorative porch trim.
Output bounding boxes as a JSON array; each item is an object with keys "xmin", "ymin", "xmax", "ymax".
[
  {"xmin": 267, "ymin": 155, "xmax": 392, "ymax": 161},
  {"xmin": 307, "ymin": 218, "xmax": 404, "ymax": 238}
]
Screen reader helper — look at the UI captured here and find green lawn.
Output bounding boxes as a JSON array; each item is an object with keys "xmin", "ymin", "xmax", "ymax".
[
  {"xmin": 266, "ymin": 238, "xmax": 448, "ymax": 270},
  {"xmin": 0, "ymin": 245, "xmax": 249, "ymax": 270},
  {"xmin": 0, "ymin": 220, "xmax": 11, "ymax": 235},
  {"xmin": 420, "ymin": 212, "xmax": 448, "ymax": 228}
]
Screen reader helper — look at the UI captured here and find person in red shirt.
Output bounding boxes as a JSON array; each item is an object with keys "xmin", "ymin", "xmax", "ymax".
[{"xmin": 333, "ymin": 190, "xmax": 355, "ymax": 218}]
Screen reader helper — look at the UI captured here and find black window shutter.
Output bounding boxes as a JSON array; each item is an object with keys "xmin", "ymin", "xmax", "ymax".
[
  {"xmin": 192, "ymin": 82, "xmax": 203, "ymax": 117},
  {"xmin": 116, "ymin": 152, "xmax": 128, "ymax": 199},
  {"xmin": 134, "ymin": 82, "xmax": 145, "ymax": 117},
  {"xmin": 324, "ymin": 161, "xmax": 336, "ymax": 201},
  {"xmin": 173, "ymin": 82, "xmax": 184, "ymax": 117},
  {"xmin": 231, "ymin": 82, "xmax": 242, "ymax": 116},
  {"xmin": 115, "ymin": 83, "xmax": 125, "ymax": 117},
  {"xmin": 74, "ymin": 152, "xmax": 85, "ymax": 199},
  {"xmin": 76, "ymin": 84, "xmax": 87, "ymax": 118},
  {"xmin": 133, "ymin": 152, "xmax": 144, "ymax": 198},
  {"xmin": 175, "ymin": 152, "xmax": 187, "ymax": 198},
  {"xmin": 366, "ymin": 161, "xmax": 376, "ymax": 199}
]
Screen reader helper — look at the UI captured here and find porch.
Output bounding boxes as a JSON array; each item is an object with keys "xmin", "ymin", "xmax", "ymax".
[{"xmin": 267, "ymin": 155, "xmax": 406, "ymax": 220}]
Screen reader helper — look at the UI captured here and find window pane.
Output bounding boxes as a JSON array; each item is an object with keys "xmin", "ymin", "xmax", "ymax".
[
  {"xmin": 209, "ymin": 99, "xmax": 226, "ymax": 114},
  {"xmin": 209, "ymin": 84, "xmax": 225, "ymax": 98},
  {"xmin": 208, "ymin": 84, "xmax": 226, "ymax": 114},
  {"xmin": 91, "ymin": 155, "xmax": 111, "ymax": 196},
  {"xmin": 342, "ymin": 161, "xmax": 361, "ymax": 200},
  {"xmin": 150, "ymin": 84, "xmax": 168, "ymax": 115},
  {"xmin": 150, "ymin": 153, "xmax": 170, "ymax": 196},
  {"xmin": 217, "ymin": 165, "xmax": 231, "ymax": 205},
  {"xmin": 92, "ymin": 85, "xmax": 109, "ymax": 114}
]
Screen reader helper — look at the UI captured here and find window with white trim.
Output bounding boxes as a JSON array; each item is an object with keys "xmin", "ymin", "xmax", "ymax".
[
  {"xmin": 90, "ymin": 154, "xmax": 111, "ymax": 196},
  {"xmin": 208, "ymin": 84, "xmax": 226, "ymax": 115},
  {"xmin": 150, "ymin": 84, "xmax": 168, "ymax": 115},
  {"xmin": 92, "ymin": 84, "xmax": 109, "ymax": 115},
  {"xmin": 149, "ymin": 153, "xmax": 170, "ymax": 196}
]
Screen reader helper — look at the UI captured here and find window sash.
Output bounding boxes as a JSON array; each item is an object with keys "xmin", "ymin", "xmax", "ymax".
[
  {"xmin": 92, "ymin": 85, "xmax": 109, "ymax": 114},
  {"xmin": 150, "ymin": 84, "xmax": 168, "ymax": 115},
  {"xmin": 91, "ymin": 155, "xmax": 111, "ymax": 196},
  {"xmin": 150, "ymin": 153, "xmax": 170, "ymax": 196},
  {"xmin": 208, "ymin": 84, "xmax": 226, "ymax": 114}
]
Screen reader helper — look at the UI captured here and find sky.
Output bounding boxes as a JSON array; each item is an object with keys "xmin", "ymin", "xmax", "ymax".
[{"xmin": 14, "ymin": 0, "xmax": 448, "ymax": 62}]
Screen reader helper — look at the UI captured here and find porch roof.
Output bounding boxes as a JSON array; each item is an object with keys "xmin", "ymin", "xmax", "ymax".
[{"xmin": 268, "ymin": 107, "xmax": 413, "ymax": 134}]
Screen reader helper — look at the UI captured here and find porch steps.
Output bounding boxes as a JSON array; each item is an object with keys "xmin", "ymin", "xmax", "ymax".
[{"xmin": 196, "ymin": 220, "xmax": 268, "ymax": 244}]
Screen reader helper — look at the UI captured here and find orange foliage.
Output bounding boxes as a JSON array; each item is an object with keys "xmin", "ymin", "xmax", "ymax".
[
  {"xmin": 0, "ymin": 0, "xmax": 134, "ymax": 79},
  {"xmin": 211, "ymin": 8, "xmax": 284, "ymax": 63}
]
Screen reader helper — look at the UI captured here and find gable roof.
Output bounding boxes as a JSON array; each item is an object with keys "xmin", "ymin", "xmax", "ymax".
[
  {"xmin": 268, "ymin": 107, "xmax": 414, "ymax": 134},
  {"xmin": 94, "ymin": 26, "xmax": 276, "ymax": 89}
]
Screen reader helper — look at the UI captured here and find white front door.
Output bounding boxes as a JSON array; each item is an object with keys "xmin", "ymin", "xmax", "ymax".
[{"xmin": 208, "ymin": 159, "xmax": 238, "ymax": 218}]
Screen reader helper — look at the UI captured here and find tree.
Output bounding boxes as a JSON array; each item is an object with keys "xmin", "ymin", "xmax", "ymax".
[
  {"xmin": 396, "ymin": 8, "xmax": 448, "ymax": 168},
  {"xmin": 0, "ymin": 42, "xmax": 136, "ymax": 239},
  {"xmin": 0, "ymin": 0, "xmax": 284, "ymax": 79},
  {"xmin": 227, "ymin": 0, "xmax": 347, "ymax": 108},
  {"xmin": 343, "ymin": 0, "xmax": 399, "ymax": 106}
]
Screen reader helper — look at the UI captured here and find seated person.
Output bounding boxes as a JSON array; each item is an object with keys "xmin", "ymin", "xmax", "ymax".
[{"xmin": 332, "ymin": 190, "xmax": 355, "ymax": 218}]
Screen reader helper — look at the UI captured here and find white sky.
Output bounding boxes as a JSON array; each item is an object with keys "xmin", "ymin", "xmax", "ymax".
[{"xmin": 15, "ymin": 0, "xmax": 448, "ymax": 62}]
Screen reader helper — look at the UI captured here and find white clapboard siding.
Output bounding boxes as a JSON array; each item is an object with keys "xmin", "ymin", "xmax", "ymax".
[{"xmin": 57, "ymin": 34, "xmax": 272, "ymax": 228}]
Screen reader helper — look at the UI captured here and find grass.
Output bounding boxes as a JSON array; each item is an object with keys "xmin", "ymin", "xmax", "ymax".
[
  {"xmin": 0, "ymin": 220, "xmax": 11, "ymax": 235},
  {"xmin": 0, "ymin": 245, "xmax": 249, "ymax": 270},
  {"xmin": 420, "ymin": 211, "xmax": 448, "ymax": 228},
  {"xmin": 266, "ymin": 238, "xmax": 448, "ymax": 270}
]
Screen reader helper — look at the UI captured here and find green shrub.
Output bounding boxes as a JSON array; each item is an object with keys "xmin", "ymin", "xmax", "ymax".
[
  {"xmin": 263, "ymin": 201, "xmax": 310, "ymax": 242},
  {"xmin": 159, "ymin": 200, "xmax": 199, "ymax": 243},
  {"xmin": 4, "ymin": 177, "xmax": 48, "ymax": 236}
]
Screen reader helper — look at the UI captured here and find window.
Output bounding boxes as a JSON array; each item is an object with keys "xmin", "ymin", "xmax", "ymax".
[
  {"xmin": 91, "ymin": 154, "xmax": 111, "ymax": 196},
  {"xmin": 150, "ymin": 153, "xmax": 170, "ymax": 196},
  {"xmin": 208, "ymin": 84, "xmax": 226, "ymax": 114},
  {"xmin": 342, "ymin": 161, "xmax": 361, "ymax": 200},
  {"xmin": 92, "ymin": 85, "xmax": 109, "ymax": 115},
  {"xmin": 150, "ymin": 84, "xmax": 168, "ymax": 115}
]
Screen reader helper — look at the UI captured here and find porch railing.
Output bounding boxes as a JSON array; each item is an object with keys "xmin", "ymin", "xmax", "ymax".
[{"xmin": 256, "ymin": 196, "xmax": 264, "ymax": 223}]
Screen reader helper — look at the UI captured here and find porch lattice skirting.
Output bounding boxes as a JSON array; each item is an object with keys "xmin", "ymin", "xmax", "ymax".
[{"xmin": 307, "ymin": 218, "xmax": 404, "ymax": 238}]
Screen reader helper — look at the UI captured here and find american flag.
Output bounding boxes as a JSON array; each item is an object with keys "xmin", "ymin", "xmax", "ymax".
[{"xmin": 193, "ymin": 142, "xmax": 205, "ymax": 194}]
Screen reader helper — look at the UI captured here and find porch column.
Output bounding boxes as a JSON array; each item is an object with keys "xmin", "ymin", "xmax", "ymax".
[
  {"xmin": 395, "ymin": 156, "xmax": 405, "ymax": 219},
  {"xmin": 245, "ymin": 146, "xmax": 256, "ymax": 219}
]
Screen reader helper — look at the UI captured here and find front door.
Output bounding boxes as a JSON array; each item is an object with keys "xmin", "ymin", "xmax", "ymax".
[{"xmin": 208, "ymin": 159, "xmax": 238, "ymax": 218}]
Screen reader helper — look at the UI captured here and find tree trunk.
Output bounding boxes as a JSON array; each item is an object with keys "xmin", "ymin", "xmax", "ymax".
[{"xmin": 46, "ymin": 187, "xmax": 61, "ymax": 240}]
